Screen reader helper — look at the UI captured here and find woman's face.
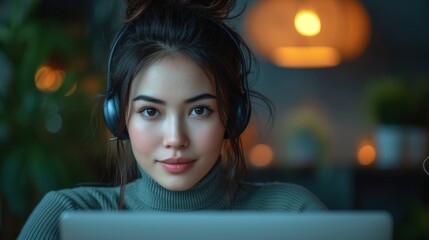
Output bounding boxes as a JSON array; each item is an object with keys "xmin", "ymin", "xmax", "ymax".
[{"xmin": 127, "ymin": 54, "xmax": 225, "ymax": 191}]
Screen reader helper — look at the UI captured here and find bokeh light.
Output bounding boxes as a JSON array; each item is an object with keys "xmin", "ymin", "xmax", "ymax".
[
  {"xmin": 35, "ymin": 65, "xmax": 65, "ymax": 92},
  {"xmin": 64, "ymin": 82, "xmax": 78, "ymax": 96},
  {"xmin": 294, "ymin": 10, "xmax": 321, "ymax": 37},
  {"xmin": 357, "ymin": 141, "xmax": 377, "ymax": 166},
  {"xmin": 249, "ymin": 144, "xmax": 274, "ymax": 167},
  {"xmin": 45, "ymin": 112, "xmax": 63, "ymax": 133},
  {"xmin": 272, "ymin": 47, "xmax": 340, "ymax": 68},
  {"xmin": 245, "ymin": 0, "xmax": 371, "ymax": 68}
]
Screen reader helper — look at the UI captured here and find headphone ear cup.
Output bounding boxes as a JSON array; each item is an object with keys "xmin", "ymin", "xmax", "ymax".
[
  {"xmin": 103, "ymin": 96, "xmax": 119, "ymax": 137},
  {"xmin": 235, "ymin": 99, "xmax": 251, "ymax": 136},
  {"xmin": 103, "ymin": 94, "xmax": 129, "ymax": 139},
  {"xmin": 224, "ymin": 94, "xmax": 251, "ymax": 139}
]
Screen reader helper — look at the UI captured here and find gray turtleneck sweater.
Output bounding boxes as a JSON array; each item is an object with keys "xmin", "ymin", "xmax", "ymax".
[{"xmin": 18, "ymin": 163, "xmax": 326, "ymax": 239}]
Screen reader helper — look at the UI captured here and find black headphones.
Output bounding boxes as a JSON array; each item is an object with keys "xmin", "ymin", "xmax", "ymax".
[
  {"xmin": 103, "ymin": 24, "xmax": 251, "ymax": 140},
  {"xmin": 103, "ymin": 26, "xmax": 129, "ymax": 140}
]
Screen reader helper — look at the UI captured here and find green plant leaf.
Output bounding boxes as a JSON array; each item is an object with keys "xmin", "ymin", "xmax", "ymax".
[{"xmin": 1, "ymin": 149, "xmax": 28, "ymax": 216}]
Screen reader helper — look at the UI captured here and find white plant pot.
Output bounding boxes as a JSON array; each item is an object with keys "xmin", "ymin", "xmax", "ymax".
[{"xmin": 374, "ymin": 124, "xmax": 404, "ymax": 169}]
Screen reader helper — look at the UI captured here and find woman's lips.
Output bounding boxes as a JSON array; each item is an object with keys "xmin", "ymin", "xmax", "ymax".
[{"xmin": 157, "ymin": 157, "xmax": 196, "ymax": 173}]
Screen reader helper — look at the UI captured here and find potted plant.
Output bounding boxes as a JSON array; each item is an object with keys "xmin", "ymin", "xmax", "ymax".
[
  {"xmin": 366, "ymin": 75, "xmax": 429, "ymax": 168},
  {"xmin": 0, "ymin": 0, "xmax": 105, "ymax": 238},
  {"xmin": 403, "ymin": 80, "xmax": 429, "ymax": 165}
]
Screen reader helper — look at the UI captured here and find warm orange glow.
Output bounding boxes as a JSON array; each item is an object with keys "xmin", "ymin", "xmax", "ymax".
[
  {"xmin": 35, "ymin": 65, "xmax": 65, "ymax": 92},
  {"xmin": 245, "ymin": 0, "xmax": 371, "ymax": 68},
  {"xmin": 294, "ymin": 10, "xmax": 321, "ymax": 37},
  {"xmin": 272, "ymin": 47, "xmax": 341, "ymax": 68},
  {"xmin": 64, "ymin": 82, "xmax": 78, "ymax": 96},
  {"xmin": 82, "ymin": 75, "xmax": 101, "ymax": 94},
  {"xmin": 341, "ymin": 0, "xmax": 372, "ymax": 59},
  {"xmin": 249, "ymin": 144, "xmax": 273, "ymax": 167},
  {"xmin": 357, "ymin": 142, "xmax": 377, "ymax": 166}
]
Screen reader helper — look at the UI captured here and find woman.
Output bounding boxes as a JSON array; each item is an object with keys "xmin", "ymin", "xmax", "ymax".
[{"xmin": 19, "ymin": 0, "xmax": 326, "ymax": 239}]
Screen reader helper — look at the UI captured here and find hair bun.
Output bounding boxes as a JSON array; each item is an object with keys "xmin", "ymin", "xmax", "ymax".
[
  {"xmin": 189, "ymin": 0, "xmax": 236, "ymax": 19},
  {"xmin": 124, "ymin": 0, "xmax": 152, "ymax": 21},
  {"xmin": 124, "ymin": 0, "xmax": 237, "ymax": 21}
]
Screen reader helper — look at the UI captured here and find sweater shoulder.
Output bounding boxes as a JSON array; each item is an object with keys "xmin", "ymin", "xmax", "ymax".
[
  {"xmin": 54, "ymin": 184, "xmax": 121, "ymax": 209},
  {"xmin": 18, "ymin": 185, "xmax": 120, "ymax": 240},
  {"xmin": 235, "ymin": 181, "xmax": 327, "ymax": 212}
]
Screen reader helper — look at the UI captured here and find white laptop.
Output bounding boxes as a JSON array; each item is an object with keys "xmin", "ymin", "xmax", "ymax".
[{"xmin": 60, "ymin": 211, "xmax": 393, "ymax": 240}]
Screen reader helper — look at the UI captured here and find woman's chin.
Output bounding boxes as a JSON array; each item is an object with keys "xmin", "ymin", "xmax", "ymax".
[{"xmin": 158, "ymin": 177, "xmax": 198, "ymax": 192}]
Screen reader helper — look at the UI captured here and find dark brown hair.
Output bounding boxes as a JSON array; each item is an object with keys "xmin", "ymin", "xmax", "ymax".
[{"xmin": 106, "ymin": 0, "xmax": 273, "ymax": 208}]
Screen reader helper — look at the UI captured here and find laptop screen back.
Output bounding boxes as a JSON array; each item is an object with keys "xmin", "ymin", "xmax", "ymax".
[{"xmin": 60, "ymin": 211, "xmax": 393, "ymax": 240}]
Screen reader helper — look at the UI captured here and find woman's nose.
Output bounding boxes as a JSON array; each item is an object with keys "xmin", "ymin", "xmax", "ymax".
[{"xmin": 163, "ymin": 117, "xmax": 189, "ymax": 149}]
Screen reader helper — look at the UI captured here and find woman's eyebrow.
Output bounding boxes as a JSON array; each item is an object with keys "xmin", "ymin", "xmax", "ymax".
[
  {"xmin": 132, "ymin": 95, "xmax": 165, "ymax": 104},
  {"xmin": 184, "ymin": 93, "xmax": 216, "ymax": 103},
  {"xmin": 132, "ymin": 93, "xmax": 216, "ymax": 105}
]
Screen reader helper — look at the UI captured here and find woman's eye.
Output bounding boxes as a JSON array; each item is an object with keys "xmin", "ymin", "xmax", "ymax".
[
  {"xmin": 190, "ymin": 106, "xmax": 212, "ymax": 116},
  {"xmin": 141, "ymin": 107, "xmax": 160, "ymax": 118}
]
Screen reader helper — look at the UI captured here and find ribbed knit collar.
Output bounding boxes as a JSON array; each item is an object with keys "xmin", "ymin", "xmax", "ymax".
[{"xmin": 129, "ymin": 161, "xmax": 227, "ymax": 211}]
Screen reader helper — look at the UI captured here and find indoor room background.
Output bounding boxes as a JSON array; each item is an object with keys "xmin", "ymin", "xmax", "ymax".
[{"xmin": 1, "ymin": 0, "xmax": 428, "ymax": 239}]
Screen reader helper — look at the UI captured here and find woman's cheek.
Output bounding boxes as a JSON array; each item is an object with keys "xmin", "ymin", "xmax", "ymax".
[
  {"xmin": 194, "ymin": 123, "xmax": 225, "ymax": 152},
  {"xmin": 128, "ymin": 119, "xmax": 159, "ymax": 155}
]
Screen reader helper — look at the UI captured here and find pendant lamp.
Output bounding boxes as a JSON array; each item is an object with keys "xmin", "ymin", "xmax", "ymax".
[{"xmin": 244, "ymin": 0, "xmax": 371, "ymax": 68}]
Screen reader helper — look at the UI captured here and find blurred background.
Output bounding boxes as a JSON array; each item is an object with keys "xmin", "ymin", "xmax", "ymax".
[{"xmin": 0, "ymin": 0, "xmax": 428, "ymax": 239}]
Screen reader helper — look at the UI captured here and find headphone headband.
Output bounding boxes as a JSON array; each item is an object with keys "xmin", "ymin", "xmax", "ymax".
[{"xmin": 103, "ymin": 25, "xmax": 130, "ymax": 140}]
